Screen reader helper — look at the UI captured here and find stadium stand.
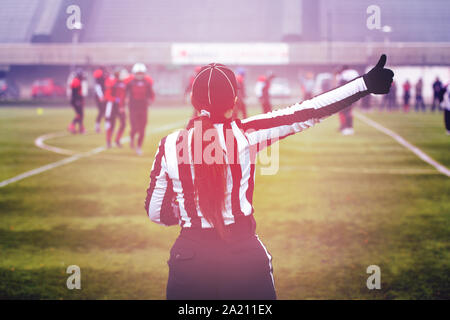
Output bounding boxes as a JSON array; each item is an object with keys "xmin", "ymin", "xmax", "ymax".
[
  {"xmin": 66, "ymin": 0, "xmax": 450, "ymax": 43},
  {"xmin": 0, "ymin": 0, "xmax": 449, "ymax": 44},
  {"xmin": 31, "ymin": 0, "xmax": 63, "ymax": 43},
  {"xmin": 0, "ymin": 0, "xmax": 40, "ymax": 43},
  {"xmin": 318, "ymin": 0, "xmax": 450, "ymax": 42},
  {"xmin": 82, "ymin": 0, "xmax": 283, "ymax": 42}
]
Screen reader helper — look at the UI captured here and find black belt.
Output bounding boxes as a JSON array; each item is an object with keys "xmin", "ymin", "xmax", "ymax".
[{"xmin": 179, "ymin": 215, "xmax": 256, "ymax": 242}]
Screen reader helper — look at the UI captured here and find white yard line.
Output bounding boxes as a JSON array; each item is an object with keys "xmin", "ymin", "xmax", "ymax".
[
  {"xmin": 34, "ymin": 131, "xmax": 77, "ymax": 155},
  {"xmin": 355, "ymin": 112, "xmax": 450, "ymax": 178},
  {"xmin": 0, "ymin": 121, "xmax": 184, "ymax": 188},
  {"xmin": 279, "ymin": 164, "xmax": 439, "ymax": 175},
  {"xmin": 0, "ymin": 154, "xmax": 84, "ymax": 188}
]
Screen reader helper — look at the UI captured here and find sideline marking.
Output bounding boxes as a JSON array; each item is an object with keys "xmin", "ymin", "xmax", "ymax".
[
  {"xmin": 35, "ymin": 131, "xmax": 77, "ymax": 155},
  {"xmin": 0, "ymin": 121, "xmax": 184, "ymax": 188},
  {"xmin": 355, "ymin": 112, "xmax": 450, "ymax": 178},
  {"xmin": 280, "ymin": 164, "xmax": 439, "ymax": 175}
]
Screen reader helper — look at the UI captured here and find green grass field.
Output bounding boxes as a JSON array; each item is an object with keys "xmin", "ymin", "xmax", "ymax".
[{"xmin": 0, "ymin": 104, "xmax": 449, "ymax": 300}]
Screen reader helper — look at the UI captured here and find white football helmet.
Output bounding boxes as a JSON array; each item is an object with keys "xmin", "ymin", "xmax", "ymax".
[{"xmin": 132, "ymin": 63, "xmax": 147, "ymax": 74}]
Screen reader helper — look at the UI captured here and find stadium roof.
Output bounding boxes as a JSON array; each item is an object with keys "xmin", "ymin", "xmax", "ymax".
[{"xmin": 0, "ymin": 0, "xmax": 449, "ymax": 44}]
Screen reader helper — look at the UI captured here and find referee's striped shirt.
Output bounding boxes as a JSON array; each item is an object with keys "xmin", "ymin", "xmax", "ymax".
[{"xmin": 145, "ymin": 77, "xmax": 368, "ymax": 228}]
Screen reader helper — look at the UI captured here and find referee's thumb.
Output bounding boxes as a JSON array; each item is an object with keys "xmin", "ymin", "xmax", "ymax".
[{"xmin": 375, "ymin": 54, "xmax": 387, "ymax": 70}]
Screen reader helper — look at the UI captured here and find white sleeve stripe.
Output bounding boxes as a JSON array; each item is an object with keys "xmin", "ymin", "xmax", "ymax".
[
  {"xmin": 95, "ymin": 84, "xmax": 103, "ymax": 99},
  {"xmin": 148, "ymin": 156, "xmax": 168, "ymax": 224},
  {"xmin": 241, "ymin": 77, "xmax": 366, "ymax": 124},
  {"xmin": 240, "ymin": 78, "xmax": 367, "ymax": 147},
  {"xmin": 307, "ymin": 77, "xmax": 367, "ymax": 110},
  {"xmin": 164, "ymin": 131, "xmax": 181, "ymax": 180}
]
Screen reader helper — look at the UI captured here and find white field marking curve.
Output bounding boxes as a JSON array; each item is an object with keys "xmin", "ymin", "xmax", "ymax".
[
  {"xmin": 0, "ymin": 121, "xmax": 185, "ymax": 188},
  {"xmin": 355, "ymin": 112, "xmax": 450, "ymax": 178},
  {"xmin": 34, "ymin": 131, "xmax": 77, "ymax": 155}
]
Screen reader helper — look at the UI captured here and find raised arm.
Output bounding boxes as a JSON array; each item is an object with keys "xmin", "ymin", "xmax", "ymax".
[{"xmin": 241, "ymin": 55, "xmax": 394, "ymax": 147}]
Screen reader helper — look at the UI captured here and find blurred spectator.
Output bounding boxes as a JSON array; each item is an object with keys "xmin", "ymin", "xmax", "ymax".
[
  {"xmin": 432, "ymin": 77, "xmax": 443, "ymax": 112},
  {"xmin": 93, "ymin": 66, "xmax": 108, "ymax": 133},
  {"xmin": 0, "ymin": 77, "xmax": 20, "ymax": 100},
  {"xmin": 31, "ymin": 78, "xmax": 65, "ymax": 99},
  {"xmin": 67, "ymin": 69, "xmax": 86, "ymax": 134},
  {"xmin": 414, "ymin": 78, "xmax": 426, "ymax": 112},
  {"xmin": 403, "ymin": 80, "xmax": 411, "ymax": 112}
]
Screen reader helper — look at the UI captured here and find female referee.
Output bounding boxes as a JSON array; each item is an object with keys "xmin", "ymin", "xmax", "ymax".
[{"xmin": 145, "ymin": 55, "xmax": 394, "ymax": 300}]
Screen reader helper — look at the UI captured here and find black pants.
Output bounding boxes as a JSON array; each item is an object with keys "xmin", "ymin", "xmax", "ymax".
[
  {"xmin": 403, "ymin": 93, "xmax": 410, "ymax": 107},
  {"xmin": 415, "ymin": 95, "xmax": 426, "ymax": 112},
  {"xmin": 166, "ymin": 228, "xmax": 276, "ymax": 300},
  {"xmin": 95, "ymin": 98, "xmax": 106, "ymax": 124},
  {"xmin": 383, "ymin": 96, "xmax": 396, "ymax": 111},
  {"xmin": 71, "ymin": 99, "xmax": 84, "ymax": 125},
  {"xmin": 432, "ymin": 95, "xmax": 442, "ymax": 111}
]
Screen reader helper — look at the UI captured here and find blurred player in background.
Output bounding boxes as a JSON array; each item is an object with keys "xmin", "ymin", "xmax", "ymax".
[
  {"xmin": 260, "ymin": 72, "xmax": 275, "ymax": 113},
  {"xmin": 232, "ymin": 67, "xmax": 247, "ymax": 119},
  {"xmin": 255, "ymin": 75, "xmax": 265, "ymax": 103},
  {"xmin": 127, "ymin": 63, "xmax": 155, "ymax": 156},
  {"xmin": 432, "ymin": 77, "xmax": 443, "ymax": 112},
  {"xmin": 402, "ymin": 80, "xmax": 411, "ymax": 112},
  {"xmin": 337, "ymin": 66, "xmax": 359, "ymax": 135},
  {"xmin": 93, "ymin": 66, "xmax": 108, "ymax": 133},
  {"xmin": 67, "ymin": 69, "xmax": 87, "ymax": 134},
  {"xmin": 381, "ymin": 81, "xmax": 397, "ymax": 112},
  {"xmin": 415, "ymin": 78, "xmax": 426, "ymax": 112},
  {"xmin": 105, "ymin": 67, "xmax": 127, "ymax": 148},
  {"xmin": 389, "ymin": 81, "xmax": 398, "ymax": 111},
  {"xmin": 300, "ymin": 72, "xmax": 315, "ymax": 100}
]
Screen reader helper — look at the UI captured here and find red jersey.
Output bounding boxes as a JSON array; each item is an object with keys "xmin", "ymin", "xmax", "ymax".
[
  {"xmin": 126, "ymin": 75, "xmax": 155, "ymax": 106},
  {"xmin": 403, "ymin": 82, "xmax": 411, "ymax": 92},
  {"xmin": 105, "ymin": 77, "xmax": 127, "ymax": 109},
  {"xmin": 70, "ymin": 77, "xmax": 83, "ymax": 103}
]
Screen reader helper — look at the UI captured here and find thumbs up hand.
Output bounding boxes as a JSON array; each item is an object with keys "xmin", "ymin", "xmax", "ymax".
[{"xmin": 363, "ymin": 54, "xmax": 394, "ymax": 94}]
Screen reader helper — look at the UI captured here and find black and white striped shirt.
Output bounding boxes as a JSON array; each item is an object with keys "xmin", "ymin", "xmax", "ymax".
[{"xmin": 145, "ymin": 77, "xmax": 368, "ymax": 228}]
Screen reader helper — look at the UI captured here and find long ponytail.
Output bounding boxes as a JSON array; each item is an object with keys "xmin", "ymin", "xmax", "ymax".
[
  {"xmin": 188, "ymin": 63, "xmax": 237, "ymax": 238},
  {"xmin": 189, "ymin": 115, "xmax": 228, "ymax": 238}
]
